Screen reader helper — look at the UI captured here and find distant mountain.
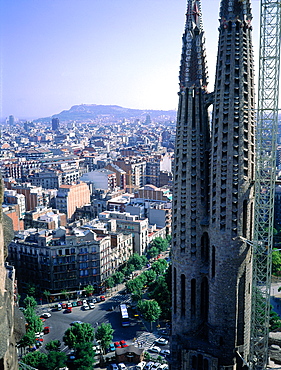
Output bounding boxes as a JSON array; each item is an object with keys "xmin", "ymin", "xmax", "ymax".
[{"xmin": 35, "ymin": 104, "xmax": 177, "ymax": 123}]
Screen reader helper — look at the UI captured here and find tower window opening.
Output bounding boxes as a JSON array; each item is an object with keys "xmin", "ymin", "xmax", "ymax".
[
  {"xmin": 181, "ymin": 274, "xmax": 186, "ymax": 317},
  {"xmin": 173, "ymin": 268, "xmax": 177, "ymax": 314},
  {"xmin": 212, "ymin": 246, "xmax": 216, "ymax": 277},
  {"xmin": 191, "ymin": 278, "xmax": 196, "ymax": 317}
]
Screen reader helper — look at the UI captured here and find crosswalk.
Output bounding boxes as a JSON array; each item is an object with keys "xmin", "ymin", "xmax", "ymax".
[
  {"xmin": 133, "ymin": 332, "xmax": 160, "ymax": 350},
  {"xmin": 109, "ymin": 293, "xmax": 131, "ymax": 304}
]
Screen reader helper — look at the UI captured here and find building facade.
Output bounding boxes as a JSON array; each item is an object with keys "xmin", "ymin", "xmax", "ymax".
[
  {"xmin": 55, "ymin": 182, "xmax": 91, "ymax": 221},
  {"xmin": 171, "ymin": 1, "xmax": 255, "ymax": 369}
]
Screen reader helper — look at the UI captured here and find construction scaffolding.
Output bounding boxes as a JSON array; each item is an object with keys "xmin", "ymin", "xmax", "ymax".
[{"xmin": 250, "ymin": 0, "xmax": 281, "ymax": 368}]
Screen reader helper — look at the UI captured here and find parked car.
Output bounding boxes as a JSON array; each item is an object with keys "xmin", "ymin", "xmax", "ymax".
[
  {"xmin": 118, "ymin": 363, "xmax": 127, "ymax": 370},
  {"xmin": 65, "ymin": 307, "xmax": 72, "ymax": 313},
  {"xmin": 67, "ymin": 302, "xmax": 72, "ymax": 308},
  {"xmin": 43, "ymin": 326, "xmax": 50, "ymax": 334},
  {"xmin": 120, "ymin": 340, "xmax": 128, "ymax": 348},
  {"xmin": 82, "ymin": 299, "xmax": 87, "ymax": 305},
  {"xmin": 151, "ymin": 363, "xmax": 161, "ymax": 369},
  {"xmin": 89, "ymin": 302, "xmax": 95, "ymax": 309},
  {"xmin": 77, "ymin": 300, "xmax": 83, "ymax": 306},
  {"xmin": 135, "ymin": 361, "xmax": 146, "ymax": 370},
  {"xmin": 83, "ymin": 303, "xmax": 89, "ymax": 310},
  {"xmin": 70, "ymin": 321, "xmax": 83, "ymax": 326},
  {"xmin": 72, "ymin": 301, "xmax": 77, "ymax": 307},
  {"xmin": 144, "ymin": 362, "xmax": 155, "ymax": 370},
  {"xmin": 110, "ymin": 365, "xmax": 119, "ymax": 370},
  {"xmin": 154, "ymin": 337, "xmax": 168, "ymax": 345},
  {"xmin": 149, "ymin": 346, "xmax": 161, "ymax": 353},
  {"xmin": 93, "ymin": 344, "xmax": 102, "ymax": 355},
  {"xmin": 160, "ymin": 349, "xmax": 170, "ymax": 356},
  {"xmin": 100, "ymin": 295, "xmax": 105, "ymax": 301},
  {"xmin": 55, "ymin": 303, "xmax": 62, "ymax": 311},
  {"xmin": 61, "ymin": 303, "xmax": 67, "ymax": 309},
  {"xmin": 114, "ymin": 341, "xmax": 121, "ymax": 348},
  {"xmin": 40, "ymin": 312, "xmax": 51, "ymax": 318},
  {"xmin": 108, "ymin": 343, "xmax": 115, "ymax": 352}
]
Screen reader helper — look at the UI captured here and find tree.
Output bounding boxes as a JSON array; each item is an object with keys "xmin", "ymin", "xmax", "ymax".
[
  {"xmin": 140, "ymin": 255, "xmax": 148, "ymax": 266},
  {"xmin": 95, "ymin": 323, "xmax": 114, "ymax": 352},
  {"xmin": 148, "ymin": 246, "xmax": 159, "ymax": 259},
  {"xmin": 22, "ymin": 351, "xmax": 48, "ymax": 368},
  {"xmin": 122, "ymin": 264, "xmax": 135, "ymax": 277},
  {"xmin": 73, "ymin": 342, "xmax": 95, "ymax": 370},
  {"xmin": 131, "ymin": 289, "xmax": 142, "ymax": 303},
  {"xmin": 272, "ymin": 250, "xmax": 281, "ymax": 274},
  {"xmin": 128, "ymin": 253, "xmax": 145, "ymax": 270},
  {"xmin": 84, "ymin": 284, "xmax": 94, "ymax": 296},
  {"xmin": 45, "ymin": 339, "xmax": 61, "ymax": 352},
  {"xmin": 23, "ymin": 295, "xmax": 37, "ymax": 309},
  {"xmin": 150, "ymin": 237, "xmax": 169, "ymax": 253},
  {"xmin": 26, "ymin": 283, "xmax": 37, "ymax": 297},
  {"xmin": 18, "ymin": 331, "xmax": 36, "ymax": 349},
  {"xmin": 43, "ymin": 290, "xmax": 51, "ymax": 304},
  {"xmin": 166, "ymin": 235, "xmax": 172, "ymax": 244},
  {"xmin": 45, "ymin": 351, "xmax": 67, "ymax": 370},
  {"xmin": 25, "ymin": 311, "xmax": 43, "ymax": 333},
  {"xmin": 270, "ymin": 307, "xmax": 281, "ymax": 330},
  {"xmin": 148, "ymin": 275, "xmax": 171, "ymax": 319},
  {"xmin": 137, "ymin": 300, "xmax": 161, "ymax": 331},
  {"xmin": 112, "ymin": 271, "xmax": 124, "ymax": 286},
  {"xmin": 142, "ymin": 269, "xmax": 157, "ymax": 285},
  {"xmin": 151, "ymin": 259, "xmax": 168, "ymax": 276},
  {"xmin": 63, "ymin": 322, "xmax": 95, "ymax": 349},
  {"xmin": 61, "ymin": 289, "xmax": 70, "ymax": 301},
  {"xmin": 126, "ymin": 278, "xmax": 144, "ymax": 293},
  {"xmin": 105, "ymin": 276, "xmax": 115, "ymax": 290}
]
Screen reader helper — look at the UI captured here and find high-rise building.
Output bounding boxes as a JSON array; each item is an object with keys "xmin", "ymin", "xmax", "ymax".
[
  {"xmin": 171, "ymin": 0, "xmax": 255, "ymax": 369},
  {"xmin": 8, "ymin": 115, "xmax": 14, "ymax": 126},
  {"xmin": 52, "ymin": 117, "xmax": 60, "ymax": 131}
]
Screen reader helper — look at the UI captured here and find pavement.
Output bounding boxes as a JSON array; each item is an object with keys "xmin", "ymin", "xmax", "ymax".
[{"xmin": 32, "ymin": 263, "xmax": 171, "ymax": 369}]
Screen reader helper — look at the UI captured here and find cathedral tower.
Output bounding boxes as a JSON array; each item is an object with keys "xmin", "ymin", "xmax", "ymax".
[{"xmin": 171, "ymin": 0, "xmax": 255, "ymax": 369}]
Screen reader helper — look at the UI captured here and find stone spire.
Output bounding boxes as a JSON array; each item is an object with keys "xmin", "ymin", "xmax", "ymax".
[{"xmin": 179, "ymin": 0, "xmax": 208, "ymax": 89}]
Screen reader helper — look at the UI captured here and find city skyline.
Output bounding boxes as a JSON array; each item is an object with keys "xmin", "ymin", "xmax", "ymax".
[{"xmin": 0, "ymin": 0, "xmax": 259, "ymax": 120}]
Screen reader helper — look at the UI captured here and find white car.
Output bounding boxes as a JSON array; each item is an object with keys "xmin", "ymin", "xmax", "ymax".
[
  {"xmin": 149, "ymin": 346, "xmax": 161, "ymax": 353},
  {"xmin": 160, "ymin": 349, "xmax": 170, "ymax": 356},
  {"xmin": 118, "ymin": 364, "xmax": 127, "ymax": 370},
  {"xmin": 154, "ymin": 337, "xmax": 168, "ymax": 345},
  {"xmin": 110, "ymin": 365, "xmax": 119, "ymax": 370},
  {"xmin": 89, "ymin": 302, "xmax": 95, "ymax": 309},
  {"xmin": 83, "ymin": 303, "xmax": 89, "ymax": 310},
  {"xmin": 40, "ymin": 312, "xmax": 51, "ymax": 318}
]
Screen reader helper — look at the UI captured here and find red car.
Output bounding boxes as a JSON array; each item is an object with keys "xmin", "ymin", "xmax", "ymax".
[
  {"xmin": 114, "ymin": 341, "xmax": 121, "ymax": 348},
  {"xmin": 77, "ymin": 300, "xmax": 83, "ymax": 306},
  {"xmin": 100, "ymin": 295, "xmax": 105, "ymax": 301},
  {"xmin": 43, "ymin": 326, "xmax": 50, "ymax": 334},
  {"xmin": 36, "ymin": 337, "xmax": 44, "ymax": 342},
  {"xmin": 61, "ymin": 303, "xmax": 67, "ymax": 309},
  {"xmin": 65, "ymin": 307, "xmax": 72, "ymax": 313},
  {"xmin": 120, "ymin": 340, "xmax": 128, "ymax": 348}
]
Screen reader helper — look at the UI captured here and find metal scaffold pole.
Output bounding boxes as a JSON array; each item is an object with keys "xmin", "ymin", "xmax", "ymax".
[{"xmin": 250, "ymin": 0, "xmax": 281, "ymax": 369}]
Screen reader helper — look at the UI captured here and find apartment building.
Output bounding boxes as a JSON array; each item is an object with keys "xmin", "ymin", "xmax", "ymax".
[
  {"xmin": 8, "ymin": 227, "xmax": 112, "ymax": 293},
  {"xmin": 55, "ymin": 182, "xmax": 90, "ymax": 221},
  {"xmin": 98, "ymin": 211, "xmax": 148, "ymax": 255}
]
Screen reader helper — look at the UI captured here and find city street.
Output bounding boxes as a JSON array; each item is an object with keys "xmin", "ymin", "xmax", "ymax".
[{"xmin": 34, "ymin": 288, "xmax": 170, "ymax": 367}]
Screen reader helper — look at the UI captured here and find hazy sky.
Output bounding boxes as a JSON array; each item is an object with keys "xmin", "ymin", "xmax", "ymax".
[{"xmin": 0, "ymin": 0, "xmax": 260, "ymax": 120}]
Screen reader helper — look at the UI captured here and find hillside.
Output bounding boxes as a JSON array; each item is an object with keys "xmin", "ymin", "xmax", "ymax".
[{"xmin": 35, "ymin": 104, "xmax": 177, "ymax": 123}]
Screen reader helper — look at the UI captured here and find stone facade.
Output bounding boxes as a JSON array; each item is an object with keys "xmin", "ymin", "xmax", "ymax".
[
  {"xmin": 0, "ymin": 178, "xmax": 25, "ymax": 369},
  {"xmin": 171, "ymin": 0, "xmax": 255, "ymax": 369}
]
